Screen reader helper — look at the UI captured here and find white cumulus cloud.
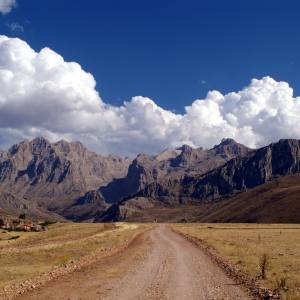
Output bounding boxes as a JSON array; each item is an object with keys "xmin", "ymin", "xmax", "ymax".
[
  {"xmin": 0, "ymin": 0, "xmax": 16, "ymax": 14},
  {"xmin": 1, "ymin": 35, "xmax": 300, "ymax": 156}
]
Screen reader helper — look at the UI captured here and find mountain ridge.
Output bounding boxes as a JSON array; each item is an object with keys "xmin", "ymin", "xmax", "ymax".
[
  {"xmin": 97, "ymin": 138, "xmax": 300, "ymax": 222},
  {"xmin": 1, "ymin": 137, "xmax": 300, "ymax": 223},
  {"xmin": 0, "ymin": 137, "xmax": 130, "ymax": 219}
]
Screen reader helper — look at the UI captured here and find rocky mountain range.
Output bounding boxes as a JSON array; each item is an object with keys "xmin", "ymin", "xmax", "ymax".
[
  {"xmin": 134, "ymin": 139, "xmax": 300, "ymax": 200},
  {"xmin": 0, "ymin": 137, "xmax": 130, "ymax": 219},
  {"xmin": 95, "ymin": 139, "xmax": 300, "ymax": 222},
  {"xmin": 0, "ymin": 137, "xmax": 300, "ymax": 223},
  {"xmin": 99, "ymin": 138, "xmax": 251, "ymax": 204}
]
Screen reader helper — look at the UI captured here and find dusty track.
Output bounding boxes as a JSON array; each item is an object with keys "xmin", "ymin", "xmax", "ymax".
[{"xmin": 18, "ymin": 225, "xmax": 250, "ymax": 300}]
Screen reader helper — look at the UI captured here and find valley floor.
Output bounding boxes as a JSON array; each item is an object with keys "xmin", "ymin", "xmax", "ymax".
[
  {"xmin": 16, "ymin": 225, "xmax": 249, "ymax": 300},
  {"xmin": 2, "ymin": 223, "xmax": 299, "ymax": 300}
]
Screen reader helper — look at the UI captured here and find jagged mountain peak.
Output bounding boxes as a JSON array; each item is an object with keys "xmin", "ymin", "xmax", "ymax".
[
  {"xmin": 136, "ymin": 153, "xmax": 152, "ymax": 159},
  {"xmin": 220, "ymin": 137, "xmax": 237, "ymax": 145},
  {"xmin": 212, "ymin": 138, "xmax": 252, "ymax": 159},
  {"xmin": 176, "ymin": 144, "xmax": 194, "ymax": 153},
  {"xmin": 54, "ymin": 139, "xmax": 88, "ymax": 155},
  {"xmin": 0, "ymin": 137, "xmax": 130, "ymax": 215},
  {"xmin": 213, "ymin": 138, "xmax": 243, "ymax": 149},
  {"xmin": 31, "ymin": 136, "xmax": 50, "ymax": 145},
  {"xmin": 8, "ymin": 137, "xmax": 52, "ymax": 157},
  {"xmin": 134, "ymin": 153, "xmax": 155, "ymax": 165},
  {"xmin": 155, "ymin": 148, "xmax": 181, "ymax": 161},
  {"xmin": 54, "ymin": 139, "xmax": 71, "ymax": 148}
]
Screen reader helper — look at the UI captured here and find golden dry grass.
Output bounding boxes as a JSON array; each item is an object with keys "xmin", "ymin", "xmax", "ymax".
[
  {"xmin": 172, "ymin": 223, "xmax": 300, "ymax": 300},
  {"xmin": 0, "ymin": 222, "xmax": 146, "ymax": 290}
]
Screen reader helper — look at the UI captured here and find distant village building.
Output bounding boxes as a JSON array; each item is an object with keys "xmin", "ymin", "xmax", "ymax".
[{"xmin": 0, "ymin": 217, "xmax": 47, "ymax": 232}]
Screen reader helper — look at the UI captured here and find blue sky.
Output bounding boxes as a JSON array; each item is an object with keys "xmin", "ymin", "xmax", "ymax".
[
  {"xmin": 1, "ymin": 0, "xmax": 300, "ymax": 155},
  {"xmin": 1, "ymin": 0, "xmax": 300, "ymax": 112}
]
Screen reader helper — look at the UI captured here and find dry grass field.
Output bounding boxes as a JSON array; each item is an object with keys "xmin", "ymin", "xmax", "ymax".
[
  {"xmin": 172, "ymin": 224, "xmax": 300, "ymax": 300},
  {"xmin": 0, "ymin": 222, "xmax": 145, "ymax": 292}
]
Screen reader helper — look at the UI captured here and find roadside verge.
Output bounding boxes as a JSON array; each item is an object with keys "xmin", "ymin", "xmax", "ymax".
[
  {"xmin": 171, "ymin": 227, "xmax": 281, "ymax": 300},
  {"xmin": 1, "ymin": 224, "xmax": 151, "ymax": 300}
]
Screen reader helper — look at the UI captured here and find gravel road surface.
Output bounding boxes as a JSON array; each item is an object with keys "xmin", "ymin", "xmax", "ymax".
[{"xmin": 19, "ymin": 225, "xmax": 250, "ymax": 300}]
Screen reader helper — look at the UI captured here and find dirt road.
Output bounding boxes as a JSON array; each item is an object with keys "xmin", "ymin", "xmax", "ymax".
[{"xmin": 19, "ymin": 225, "xmax": 250, "ymax": 300}]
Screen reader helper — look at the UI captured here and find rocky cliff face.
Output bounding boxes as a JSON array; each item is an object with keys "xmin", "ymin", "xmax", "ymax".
[
  {"xmin": 97, "ymin": 139, "xmax": 300, "ymax": 221},
  {"xmin": 61, "ymin": 190, "xmax": 108, "ymax": 221},
  {"xmin": 136, "ymin": 139, "xmax": 300, "ymax": 202},
  {"xmin": 183, "ymin": 139, "xmax": 300, "ymax": 200},
  {"xmin": 0, "ymin": 137, "xmax": 130, "ymax": 213},
  {"xmin": 99, "ymin": 138, "xmax": 251, "ymax": 203},
  {"xmin": 100, "ymin": 154, "xmax": 158, "ymax": 203},
  {"xmin": 169, "ymin": 138, "xmax": 251, "ymax": 172}
]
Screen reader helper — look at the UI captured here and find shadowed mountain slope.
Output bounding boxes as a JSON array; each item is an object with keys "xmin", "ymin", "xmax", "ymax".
[
  {"xmin": 99, "ymin": 138, "xmax": 251, "ymax": 203},
  {"xmin": 197, "ymin": 173, "xmax": 300, "ymax": 223},
  {"xmin": 114, "ymin": 174, "xmax": 300, "ymax": 223},
  {"xmin": 0, "ymin": 188, "xmax": 63, "ymax": 220},
  {"xmin": 135, "ymin": 139, "xmax": 300, "ymax": 202}
]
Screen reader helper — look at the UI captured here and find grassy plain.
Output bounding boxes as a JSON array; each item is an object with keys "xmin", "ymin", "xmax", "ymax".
[
  {"xmin": 0, "ymin": 222, "xmax": 145, "ymax": 290},
  {"xmin": 172, "ymin": 223, "xmax": 300, "ymax": 300}
]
